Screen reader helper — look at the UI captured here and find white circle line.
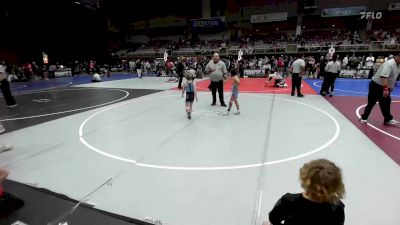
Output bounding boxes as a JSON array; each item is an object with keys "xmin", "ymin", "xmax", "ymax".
[
  {"xmin": 355, "ymin": 101, "xmax": 400, "ymax": 141},
  {"xmin": 0, "ymin": 89, "xmax": 129, "ymax": 122},
  {"xmin": 11, "ymin": 84, "xmax": 28, "ymax": 89},
  {"xmin": 11, "ymin": 82, "xmax": 73, "ymax": 96},
  {"xmin": 79, "ymin": 93, "xmax": 340, "ymax": 171},
  {"xmin": 195, "ymin": 87, "xmax": 290, "ymax": 93}
]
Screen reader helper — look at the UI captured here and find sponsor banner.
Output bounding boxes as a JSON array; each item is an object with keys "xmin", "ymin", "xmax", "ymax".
[
  {"xmin": 54, "ymin": 70, "xmax": 72, "ymax": 77},
  {"xmin": 321, "ymin": 6, "xmax": 366, "ymax": 17},
  {"xmin": 192, "ymin": 17, "xmax": 226, "ymax": 29},
  {"xmin": 339, "ymin": 69, "xmax": 370, "ymax": 78},
  {"xmin": 149, "ymin": 16, "xmax": 186, "ymax": 28},
  {"xmin": 131, "ymin": 20, "xmax": 147, "ymax": 30},
  {"xmin": 250, "ymin": 12, "xmax": 288, "ymax": 23},
  {"xmin": 389, "ymin": 2, "xmax": 400, "ymax": 11},
  {"xmin": 244, "ymin": 69, "xmax": 265, "ymax": 77}
]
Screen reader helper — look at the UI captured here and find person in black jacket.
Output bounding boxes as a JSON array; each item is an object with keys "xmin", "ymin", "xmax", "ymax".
[
  {"xmin": 0, "ymin": 63, "xmax": 17, "ymax": 107},
  {"xmin": 176, "ymin": 57, "xmax": 186, "ymax": 89},
  {"xmin": 318, "ymin": 55, "xmax": 328, "ymax": 79},
  {"xmin": 136, "ymin": 60, "xmax": 142, "ymax": 79},
  {"xmin": 265, "ymin": 159, "xmax": 345, "ymax": 225}
]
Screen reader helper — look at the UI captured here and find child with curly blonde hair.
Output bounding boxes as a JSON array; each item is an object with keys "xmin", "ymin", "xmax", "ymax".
[{"xmin": 266, "ymin": 159, "xmax": 345, "ymax": 225}]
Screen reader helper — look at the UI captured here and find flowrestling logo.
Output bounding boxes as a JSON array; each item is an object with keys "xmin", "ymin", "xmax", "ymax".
[{"xmin": 360, "ymin": 11, "xmax": 383, "ymax": 19}]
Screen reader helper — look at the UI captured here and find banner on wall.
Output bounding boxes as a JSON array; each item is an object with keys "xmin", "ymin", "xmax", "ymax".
[
  {"xmin": 131, "ymin": 20, "xmax": 147, "ymax": 30},
  {"xmin": 191, "ymin": 17, "xmax": 226, "ymax": 29},
  {"xmin": 321, "ymin": 6, "xmax": 366, "ymax": 17},
  {"xmin": 250, "ymin": 12, "xmax": 288, "ymax": 23},
  {"xmin": 244, "ymin": 69, "xmax": 265, "ymax": 77},
  {"xmin": 149, "ymin": 16, "xmax": 186, "ymax": 28}
]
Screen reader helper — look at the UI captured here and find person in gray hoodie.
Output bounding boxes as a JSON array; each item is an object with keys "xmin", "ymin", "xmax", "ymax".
[{"xmin": 206, "ymin": 53, "xmax": 227, "ymax": 106}]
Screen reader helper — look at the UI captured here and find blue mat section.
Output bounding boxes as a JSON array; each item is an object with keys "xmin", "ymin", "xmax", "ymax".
[
  {"xmin": 305, "ymin": 78, "xmax": 400, "ymax": 97},
  {"xmin": 9, "ymin": 73, "xmax": 141, "ymax": 94}
]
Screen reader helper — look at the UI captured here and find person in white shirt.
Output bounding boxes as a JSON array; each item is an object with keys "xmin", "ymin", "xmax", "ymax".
[
  {"xmin": 206, "ymin": 53, "xmax": 228, "ymax": 106},
  {"xmin": 365, "ymin": 53, "xmax": 375, "ymax": 68},
  {"xmin": 129, "ymin": 60, "xmax": 135, "ymax": 73},
  {"xmin": 361, "ymin": 53, "xmax": 400, "ymax": 126},
  {"xmin": 320, "ymin": 54, "xmax": 341, "ymax": 97},
  {"xmin": 342, "ymin": 55, "xmax": 349, "ymax": 69},
  {"xmin": 290, "ymin": 55, "xmax": 306, "ymax": 97}
]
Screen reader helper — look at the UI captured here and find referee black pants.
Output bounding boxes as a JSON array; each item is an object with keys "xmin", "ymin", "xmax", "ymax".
[
  {"xmin": 320, "ymin": 72, "xmax": 337, "ymax": 94},
  {"xmin": 0, "ymin": 79, "xmax": 16, "ymax": 106},
  {"xmin": 361, "ymin": 81, "xmax": 393, "ymax": 123},
  {"xmin": 210, "ymin": 80, "xmax": 225, "ymax": 104},
  {"xmin": 291, "ymin": 73, "xmax": 302, "ymax": 95}
]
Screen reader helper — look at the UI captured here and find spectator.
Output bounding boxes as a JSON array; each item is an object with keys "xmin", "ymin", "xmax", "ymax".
[
  {"xmin": 342, "ymin": 55, "xmax": 349, "ymax": 69},
  {"xmin": 0, "ymin": 168, "xmax": 24, "ymax": 214},
  {"xmin": 176, "ymin": 57, "xmax": 186, "ymax": 89},
  {"xmin": 0, "ymin": 63, "xmax": 17, "ymax": 107},
  {"xmin": 265, "ymin": 159, "xmax": 345, "ymax": 225},
  {"xmin": 136, "ymin": 60, "xmax": 142, "ymax": 79}
]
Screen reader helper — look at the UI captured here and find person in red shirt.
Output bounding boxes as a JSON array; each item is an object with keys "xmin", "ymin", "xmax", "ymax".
[
  {"xmin": 167, "ymin": 60, "xmax": 174, "ymax": 76},
  {"xmin": 277, "ymin": 57, "xmax": 284, "ymax": 76},
  {"xmin": 0, "ymin": 168, "xmax": 24, "ymax": 214},
  {"xmin": 89, "ymin": 60, "xmax": 95, "ymax": 74},
  {"xmin": 0, "ymin": 168, "xmax": 9, "ymax": 197}
]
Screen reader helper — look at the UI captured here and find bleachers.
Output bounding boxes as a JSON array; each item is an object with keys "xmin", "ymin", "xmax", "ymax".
[{"xmin": 112, "ymin": 28, "xmax": 400, "ymax": 58}]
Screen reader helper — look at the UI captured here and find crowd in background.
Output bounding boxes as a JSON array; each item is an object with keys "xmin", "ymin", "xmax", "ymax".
[
  {"xmin": 1, "ymin": 50, "xmax": 396, "ymax": 83},
  {"xmin": 123, "ymin": 28, "xmax": 400, "ymax": 56}
]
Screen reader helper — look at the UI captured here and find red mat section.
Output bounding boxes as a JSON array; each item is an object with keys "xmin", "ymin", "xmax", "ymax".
[
  {"xmin": 172, "ymin": 78, "xmax": 317, "ymax": 94},
  {"xmin": 327, "ymin": 96, "xmax": 400, "ymax": 165}
]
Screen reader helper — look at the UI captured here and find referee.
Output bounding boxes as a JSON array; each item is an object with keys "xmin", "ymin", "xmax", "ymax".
[
  {"xmin": 290, "ymin": 55, "xmax": 305, "ymax": 97},
  {"xmin": 320, "ymin": 54, "xmax": 341, "ymax": 97},
  {"xmin": 360, "ymin": 53, "xmax": 400, "ymax": 126},
  {"xmin": 206, "ymin": 53, "xmax": 228, "ymax": 106}
]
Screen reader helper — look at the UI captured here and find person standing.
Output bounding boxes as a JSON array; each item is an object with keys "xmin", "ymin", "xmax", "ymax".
[
  {"xmin": 277, "ymin": 57, "xmax": 284, "ymax": 76},
  {"xmin": 366, "ymin": 53, "xmax": 375, "ymax": 79},
  {"xmin": 136, "ymin": 60, "xmax": 142, "ymax": 79},
  {"xmin": 225, "ymin": 69, "xmax": 240, "ymax": 115},
  {"xmin": 206, "ymin": 53, "xmax": 228, "ymax": 106},
  {"xmin": 360, "ymin": 53, "xmax": 400, "ymax": 126},
  {"xmin": 167, "ymin": 60, "xmax": 174, "ymax": 76},
  {"xmin": 89, "ymin": 60, "xmax": 95, "ymax": 74},
  {"xmin": 239, "ymin": 60, "xmax": 244, "ymax": 78},
  {"xmin": 290, "ymin": 55, "xmax": 306, "ymax": 97},
  {"xmin": 0, "ymin": 63, "xmax": 17, "ymax": 107},
  {"xmin": 318, "ymin": 55, "xmax": 328, "ymax": 79},
  {"xmin": 181, "ymin": 70, "xmax": 198, "ymax": 120},
  {"xmin": 176, "ymin": 57, "xmax": 186, "ymax": 89},
  {"xmin": 308, "ymin": 56, "xmax": 316, "ymax": 79},
  {"xmin": 342, "ymin": 55, "xmax": 349, "ymax": 69},
  {"xmin": 365, "ymin": 53, "xmax": 375, "ymax": 68},
  {"xmin": 321, "ymin": 54, "xmax": 341, "ymax": 97},
  {"xmin": 129, "ymin": 60, "xmax": 135, "ymax": 73}
]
